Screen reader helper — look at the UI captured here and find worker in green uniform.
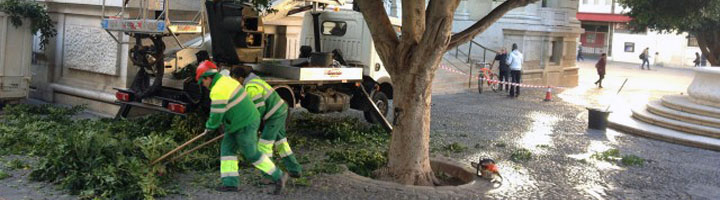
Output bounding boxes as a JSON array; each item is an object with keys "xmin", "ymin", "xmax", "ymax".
[
  {"xmin": 196, "ymin": 61, "xmax": 288, "ymax": 194},
  {"xmin": 231, "ymin": 66, "xmax": 302, "ymax": 181}
]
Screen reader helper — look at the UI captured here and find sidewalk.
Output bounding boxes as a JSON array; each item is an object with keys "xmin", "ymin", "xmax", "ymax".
[{"xmin": 558, "ymin": 59, "xmax": 694, "ymax": 111}]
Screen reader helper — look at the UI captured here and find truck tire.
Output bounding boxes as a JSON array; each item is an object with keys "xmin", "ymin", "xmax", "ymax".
[{"xmin": 364, "ymin": 91, "xmax": 389, "ymax": 124}]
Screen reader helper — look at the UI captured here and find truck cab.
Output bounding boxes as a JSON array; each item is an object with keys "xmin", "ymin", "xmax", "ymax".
[{"xmin": 299, "ymin": 10, "xmax": 397, "ymax": 91}]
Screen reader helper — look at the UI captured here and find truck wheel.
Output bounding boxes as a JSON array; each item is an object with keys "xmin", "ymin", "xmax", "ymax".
[{"xmin": 364, "ymin": 91, "xmax": 390, "ymax": 124}]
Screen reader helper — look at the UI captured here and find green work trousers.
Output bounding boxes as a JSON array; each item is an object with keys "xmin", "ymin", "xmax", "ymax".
[
  {"xmin": 220, "ymin": 119, "xmax": 284, "ymax": 187},
  {"xmin": 257, "ymin": 113, "xmax": 302, "ymax": 175}
]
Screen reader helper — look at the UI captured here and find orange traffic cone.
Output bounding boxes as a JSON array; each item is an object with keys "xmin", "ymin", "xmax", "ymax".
[{"xmin": 544, "ymin": 86, "xmax": 552, "ymax": 101}]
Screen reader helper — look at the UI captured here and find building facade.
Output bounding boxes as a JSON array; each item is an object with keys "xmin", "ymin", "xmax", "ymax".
[
  {"xmin": 577, "ymin": 0, "xmax": 704, "ymax": 68},
  {"xmin": 451, "ymin": 0, "xmax": 583, "ymax": 87}
]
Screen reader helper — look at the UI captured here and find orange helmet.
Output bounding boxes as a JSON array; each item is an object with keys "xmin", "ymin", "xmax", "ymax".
[{"xmin": 196, "ymin": 60, "xmax": 218, "ymax": 84}]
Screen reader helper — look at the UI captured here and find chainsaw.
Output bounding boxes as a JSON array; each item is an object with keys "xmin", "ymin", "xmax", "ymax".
[{"xmin": 471, "ymin": 158, "xmax": 503, "ymax": 184}]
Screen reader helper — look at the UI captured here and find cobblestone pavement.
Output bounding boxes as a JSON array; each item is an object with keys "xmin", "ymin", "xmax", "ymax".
[{"xmin": 3, "ymin": 61, "xmax": 720, "ymax": 199}]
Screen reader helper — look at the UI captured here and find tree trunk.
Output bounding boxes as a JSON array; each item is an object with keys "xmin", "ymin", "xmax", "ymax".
[
  {"xmin": 385, "ymin": 72, "xmax": 435, "ymax": 185},
  {"xmin": 697, "ymin": 31, "xmax": 720, "ymax": 66},
  {"xmin": 356, "ymin": 0, "xmax": 538, "ymax": 186}
]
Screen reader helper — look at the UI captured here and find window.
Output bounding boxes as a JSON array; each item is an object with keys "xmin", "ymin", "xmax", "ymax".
[
  {"xmin": 542, "ymin": 0, "xmax": 548, "ymax": 7},
  {"xmin": 688, "ymin": 35, "xmax": 699, "ymax": 47},
  {"xmin": 322, "ymin": 21, "xmax": 347, "ymax": 36},
  {"xmin": 264, "ymin": 34, "xmax": 276, "ymax": 58},
  {"xmin": 624, "ymin": 42, "xmax": 635, "ymax": 52}
]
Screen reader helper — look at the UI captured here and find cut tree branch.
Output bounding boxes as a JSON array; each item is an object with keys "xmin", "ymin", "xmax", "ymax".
[
  {"xmin": 356, "ymin": 0, "xmax": 400, "ymax": 72},
  {"xmin": 446, "ymin": 0, "xmax": 540, "ymax": 50}
]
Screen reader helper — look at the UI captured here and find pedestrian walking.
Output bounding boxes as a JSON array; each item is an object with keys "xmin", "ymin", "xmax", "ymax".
[
  {"xmin": 506, "ymin": 43, "xmax": 524, "ymax": 98},
  {"xmin": 490, "ymin": 48, "xmax": 510, "ymax": 92},
  {"xmin": 701, "ymin": 53, "xmax": 708, "ymax": 67},
  {"xmin": 694, "ymin": 52, "xmax": 701, "ymax": 67},
  {"xmin": 639, "ymin": 48, "xmax": 650, "ymax": 70},
  {"xmin": 577, "ymin": 45, "xmax": 584, "ymax": 61},
  {"xmin": 594, "ymin": 53, "xmax": 606, "ymax": 88},
  {"xmin": 195, "ymin": 61, "xmax": 289, "ymax": 194},
  {"xmin": 231, "ymin": 67, "xmax": 303, "ymax": 184}
]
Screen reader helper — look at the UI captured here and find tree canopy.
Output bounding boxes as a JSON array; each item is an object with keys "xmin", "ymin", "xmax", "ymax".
[{"xmin": 619, "ymin": 0, "xmax": 720, "ymax": 33}]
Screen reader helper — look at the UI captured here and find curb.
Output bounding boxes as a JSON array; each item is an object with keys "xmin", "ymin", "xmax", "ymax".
[{"xmin": 330, "ymin": 157, "xmax": 494, "ymax": 199}]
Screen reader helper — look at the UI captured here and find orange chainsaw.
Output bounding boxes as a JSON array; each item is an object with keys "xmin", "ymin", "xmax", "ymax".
[{"xmin": 471, "ymin": 158, "xmax": 503, "ymax": 183}]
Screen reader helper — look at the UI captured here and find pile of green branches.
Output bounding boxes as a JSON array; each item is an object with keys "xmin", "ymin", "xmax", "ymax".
[
  {"xmin": 0, "ymin": 104, "xmax": 213, "ymax": 199},
  {"xmin": 0, "ymin": 104, "xmax": 390, "ymax": 199}
]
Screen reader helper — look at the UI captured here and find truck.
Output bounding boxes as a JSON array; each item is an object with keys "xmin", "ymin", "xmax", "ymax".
[{"xmin": 102, "ymin": 0, "xmax": 395, "ymax": 131}]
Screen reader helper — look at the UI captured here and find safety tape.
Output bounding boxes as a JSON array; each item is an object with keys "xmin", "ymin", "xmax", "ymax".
[{"xmin": 438, "ymin": 64, "xmax": 566, "ymax": 89}]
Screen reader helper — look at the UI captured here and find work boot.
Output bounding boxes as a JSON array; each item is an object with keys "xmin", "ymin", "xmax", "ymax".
[
  {"xmin": 274, "ymin": 172, "xmax": 289, "ymax": 195},
  {"xmin": 215, "ymin": 185, "xmax": 239, "ymax": 192}
]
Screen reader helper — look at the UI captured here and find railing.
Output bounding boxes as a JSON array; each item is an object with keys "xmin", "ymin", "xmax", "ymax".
[{"xmin": 449, "ymin": 36, "xmax": 499, "ymax": 88}]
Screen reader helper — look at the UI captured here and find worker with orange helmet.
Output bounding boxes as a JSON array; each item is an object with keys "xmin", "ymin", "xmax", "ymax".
[{"xmin": 196, "ymin": 60, "xmax": 288, "ymax": 194}]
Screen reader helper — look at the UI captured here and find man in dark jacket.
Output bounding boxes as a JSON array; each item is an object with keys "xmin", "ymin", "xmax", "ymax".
[
  {"xmin": 595, "ymin": 53, "xmax": 607, "ymax": 88},
  {"xmin": 694, "ymin": 52, "xmax": 701, "ymax": 67},
  {"xmin": 490, "ymin": 48, "xmax": 510, "ymax": 91}
]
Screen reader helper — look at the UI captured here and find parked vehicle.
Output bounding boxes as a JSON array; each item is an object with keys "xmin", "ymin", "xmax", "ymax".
[{"xmin": 102, "ymin": 0, "xmax": 395, "ymax": 130}]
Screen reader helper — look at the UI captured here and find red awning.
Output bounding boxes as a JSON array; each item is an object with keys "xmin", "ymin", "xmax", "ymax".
[{"xmin": 577, "ymin": 13, "xmax": 632, "ymax": 23}]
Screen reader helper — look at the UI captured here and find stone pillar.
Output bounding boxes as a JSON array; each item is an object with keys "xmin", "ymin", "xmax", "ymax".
[{"xmin": 454, "ymin": 0, "xmax": 469, "ymax": 20}]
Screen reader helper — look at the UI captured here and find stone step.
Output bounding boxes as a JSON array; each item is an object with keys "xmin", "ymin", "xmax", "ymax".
[
  {"xmin": 662, "ymin": 95, "xmax": 720, "ymax": 119},
  {"xmin": 646, "ymin": 100, "xmax": 720, "ymax": 129},
  {"xmin": 608, "ymin": 111, "xmax": 720, "ymax": 152},
  {"xmin": 632, "ymin": 106, "xmax": 720, "ymax": 139}
]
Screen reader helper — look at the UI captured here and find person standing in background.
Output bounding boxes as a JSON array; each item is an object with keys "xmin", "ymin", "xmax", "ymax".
[
  {"xmin": 506, "ymin": 43, "xmax": 524, "ymax": 98},
  {"xmin": 577, "ymin": 45, "xmax": 584, "ymax": 61},
  {"xmin": 694, "ymin": 52, "xmax": 701, "ymax": 67},
  {"xmin": 490, "ymin": 48, "xmax": 510, "ymax": 92}
]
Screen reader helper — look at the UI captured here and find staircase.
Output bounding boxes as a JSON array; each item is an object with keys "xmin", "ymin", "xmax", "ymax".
[
  {"xmin": 608, "ymin": 68, "xmax": 720, "ymax": 151},
  {"xmin": 632, "ymin": 96, "xmax": 720, "ymax": 138}
]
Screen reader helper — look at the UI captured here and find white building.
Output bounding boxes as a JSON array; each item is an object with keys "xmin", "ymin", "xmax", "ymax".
[{"xmin": 577, "ymin": 0, "xmax": 705, "ymax": 68}]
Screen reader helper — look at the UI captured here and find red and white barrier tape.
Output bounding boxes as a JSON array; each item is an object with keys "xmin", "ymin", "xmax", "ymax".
[{"xmin": 439, "ymin": 65, "xmax": 566, "ymax": 89}]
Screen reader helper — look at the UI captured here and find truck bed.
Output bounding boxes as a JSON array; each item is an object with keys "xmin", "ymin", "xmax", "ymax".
[{"xmin": 255, "ymin": 59, "xmax": 363, "ymax": 85}]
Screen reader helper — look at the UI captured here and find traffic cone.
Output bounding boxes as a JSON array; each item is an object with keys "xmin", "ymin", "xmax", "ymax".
[{"xmin": 544, "ymin": 86, "xmax": 552, "ymax": 101}]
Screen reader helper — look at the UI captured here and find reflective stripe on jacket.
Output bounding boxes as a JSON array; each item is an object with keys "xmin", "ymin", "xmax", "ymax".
[
  {"xmin": 206, "ymin": 73, "xmax": 260, "ymax": 132},
  {"xmin": 243, "ymin": 73, "xmax": 288, "ymax": 120}
]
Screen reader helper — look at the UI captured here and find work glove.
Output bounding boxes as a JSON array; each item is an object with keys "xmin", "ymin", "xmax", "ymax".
[{"xmin": 204, "ymin": 129, "xmax": 216, "ymax": 136}]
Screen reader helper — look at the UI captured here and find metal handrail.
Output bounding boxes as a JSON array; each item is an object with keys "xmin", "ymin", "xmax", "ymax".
[{"xmin": 448, "ymin": 33, "xmax": 501, "ymax": 89}]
